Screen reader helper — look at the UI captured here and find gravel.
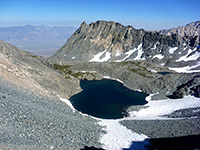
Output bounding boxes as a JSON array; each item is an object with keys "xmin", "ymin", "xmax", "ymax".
[
  {"xmin": 0, "ymin": 79, "xmax": 102, "ymax": 150},
  {"xmin": 1, "ymin": 77, "xmax": 200, "ymax": 150},
  {"xmin": 164, "ymin": 107, "xmax": 200, "ymax": 118},
  {"xmin": 120, "ymin": 118, "xmax": 200, "ymax": 138}
]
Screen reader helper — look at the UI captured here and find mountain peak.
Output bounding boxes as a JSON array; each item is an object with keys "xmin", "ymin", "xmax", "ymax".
[{"xmin": 80, "ymin": 21, "xmax": 87, "ymax": 27}]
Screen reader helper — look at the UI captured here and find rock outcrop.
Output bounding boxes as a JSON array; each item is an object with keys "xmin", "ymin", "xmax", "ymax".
[
  {"xmin": 49, "ymin": 20, "xmax": 199, "ymax": 72},
  {"xmin": 168, "ymin": 75, "xmax": 200, "ymax": 98}
]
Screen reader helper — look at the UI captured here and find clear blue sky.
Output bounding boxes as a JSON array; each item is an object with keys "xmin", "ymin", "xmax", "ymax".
[{"xmin": 0, "ymin": 0, "xmax": 199, "ymax": 30}]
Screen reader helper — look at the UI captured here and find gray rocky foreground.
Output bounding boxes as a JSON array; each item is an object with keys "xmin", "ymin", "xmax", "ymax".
[
  {"xmin": 0, "ymin": 79, "xmax": 102, "ymax": 150},
  {"xmin": 120, "ymin": 118, "xmax": 200, "ymax": 139}
]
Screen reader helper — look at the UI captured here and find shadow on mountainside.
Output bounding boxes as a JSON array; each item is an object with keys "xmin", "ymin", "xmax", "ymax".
[{"xmin": 124, "ymin": 134, "xmax": 200, "ymax": 150}]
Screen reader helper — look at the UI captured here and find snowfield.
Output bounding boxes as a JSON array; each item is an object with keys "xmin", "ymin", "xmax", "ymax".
[
  {"xmin": 98, "ymin": 119, "xmax": 148, "ymax": 150},
  {"xmin": 168, "ymin": 62, "xmax": 200, "ymax": 73},
  {"xmin": 176, "ymin": 48, "xmax": 199, "ymax": 62},
  {"xmin": 58, "ymin": 91, "xmax": 200, "ymax": 150},
  {"xmin": 128, "ymin": 95, "xmax": 200, "ymax": 120},
  {"xmin": 153, "ymin": 54, "xmax": 164, "ymax": 59},
  {"xmin": 169, "ymin": 47, "xmax": 178, "ymax": 54},
  {"xmin": 89, "ymin": 50, "xmax": 111, "ymax": 62}
]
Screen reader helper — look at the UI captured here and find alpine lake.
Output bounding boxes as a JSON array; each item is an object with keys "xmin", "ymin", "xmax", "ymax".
[{"xmin": 70, "ymin": 79, "xmax": 148, "ymax": 119}]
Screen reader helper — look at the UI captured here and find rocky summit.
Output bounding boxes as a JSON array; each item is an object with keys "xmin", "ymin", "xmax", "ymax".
[{"xmin": 50, "ymin": 20, "xmax": 200, "ymax": 73}]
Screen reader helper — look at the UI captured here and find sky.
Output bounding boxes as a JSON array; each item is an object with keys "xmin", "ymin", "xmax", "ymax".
[{"xmin": 0, "ymin": 0, "xmax": 199, "ymax": 30}]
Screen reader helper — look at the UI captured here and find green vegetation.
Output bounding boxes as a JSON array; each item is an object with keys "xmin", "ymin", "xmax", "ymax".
[
  {"xmin": 30, "ymin": 54, "xmax": 40, "ymax": 58},
  {"xmin": 130, "ymin": 68, "xmax": 153, "ymax": 78},
  {"xmin": 116, "ymin": 61, "xmax": 141, "ymax": 66},
  {"xmin": 114, "ymin": 61, "xmax": 154, "ymax": 78},
  {"xmin": 53, "ymin": 64, "xmax": 97, "ymax": 80}
]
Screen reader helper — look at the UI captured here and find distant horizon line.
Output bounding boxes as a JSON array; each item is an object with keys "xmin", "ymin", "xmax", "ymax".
[
  {"xmin": 0, "ymin": 24, "xmax": 78, "ymax": 28},
  {"xmin": 0, "ymin": 20, "xmax": 199, "ymax": 31}
]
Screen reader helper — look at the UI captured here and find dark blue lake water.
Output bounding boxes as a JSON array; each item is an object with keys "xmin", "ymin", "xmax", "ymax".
[
  {"xmin": 157, "ymin": 72, "xmax": 171, "ymax": 75},
  {"xmin": 70, "ymin": 79, "xmax": 148, "ymax": 119}
]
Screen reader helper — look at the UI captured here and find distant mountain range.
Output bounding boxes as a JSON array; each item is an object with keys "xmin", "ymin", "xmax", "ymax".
[
  {"xmin": 160, "ymin": 21, "xmax": 200, "ymax": 37},
  {"xmin": 50, "ymin": 20, "xmax": 200, "ymax": 73},
  {"xmin": 0, "ymin": 25, "xmax": 76, "ymax": 57}
]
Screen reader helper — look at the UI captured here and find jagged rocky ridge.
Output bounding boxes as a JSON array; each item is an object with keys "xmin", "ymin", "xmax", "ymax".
[
  {"xmin": 160, "ymin": 21, "xmax": 200, "ymax": 37},
  {"xmin": 50, "ymin": 20, "xmax": 200, "ymax": 72}
]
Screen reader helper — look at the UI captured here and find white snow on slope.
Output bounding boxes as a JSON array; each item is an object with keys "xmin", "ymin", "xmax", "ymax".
[
  {"xmin": 129, "ymin": 95, "xmax": 200, "ymax": 120},
  {"xmin": 176, "ymin": 48, "xmax": 199, "ymax": 62},
  {"xmin": 169, "ymin": 47, "xmax": 178, "ymax": 54},
  {"xmin": 153, "ymin": 54, "xmax": 164, "ymax": 59},
  {"xmin": 151, "ymin": 44, "xmax": 156, "ymax": 50},
  {"xmin": 134, "ymin": 43, "xmax": 144, "ymax": 60},
  {"xmin": 99, "ymin": 94, "xmax": 200, "ymax": 149},
  {"xmin": 115, "ymin": 50, "xmax": 121, "ymax": 57},
  {"xmin": 58, "ymin": 95, "xmax": 76, "ymax": 112},
  {"xmin": 79, "ymin": 70, "xmax": 96, "ymax": 73},
  {"xmin": 99, "ymin": 120, "xmax": 148, "ymax": 150},
  {"xmin": 150, "ymin": 69, "xmax": 157, "ymax": 73},
  {"xmin": 116, "ymin": 48, "xmax": 137, "ymax": 62},
  {"xmin": 58, "ymin": 83, "xmax": 200, "ymax": 150},
  {"xmin": 89, "ymin": 50, "xmax": 111, "ymax": 62},
  {"xmin": 103, "ymin": 76, "xmax": 124, "ymax": 84},
  {"xmin": 116, "ymin": 43, "xmax": 143, "ymax": 62},
  {"xmin": 168, "ymin": 62, "xmax": 200, "ymax": 73}
]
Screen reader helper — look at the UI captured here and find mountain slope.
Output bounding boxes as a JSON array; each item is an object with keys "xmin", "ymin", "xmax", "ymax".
[
  {"xmin": 0, "ymin": 25, "xmax": 76, "ymax": 56},
  {"xmin": 50, "ymin": 21, "xmax": 200, "ymax": 72},
  {"xmin": 160, "ymin": 21, "xmax": 200, "ymax": 37},
  {"xmin": 0, "ymin": 40, "xmax": 80, "ymax": 98},
  {"xmin": 0, "ymin": 40, "xmax": 104, "ymax": 149}
]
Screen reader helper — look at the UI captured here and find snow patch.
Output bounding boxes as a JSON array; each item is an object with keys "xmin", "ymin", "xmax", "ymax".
[
  {"xmin": 176, "ymin": 48, "xmax": 199, "ymax": 62},
  {"xmin": 134, "ymin": 43, "xmax": 144, "ymax": 60},
  {"xmin": 99, "ymin": 120, "xmax": 148, "ymax": 150},
  {"xmin": 168, "ymin": 62, "xmax": 200, "ymax": 73},
  {"xmin": 72, "ymin": 56, "xmax": 75, "ymax": 59},
  {"xmin": 153, "ymin": 54, "xmax": 164, "ymax": 59},
  {"xmin": 169, "ymin": 47, "xmax": 178, "ymax": 54},
  {"xmin": 129, "ymin": 95, "xmax": 200, "ymax": 120},
  {"xmin": 151, "ymin": 42, "xmax": 159, "ymax": 50},
  {"xmin": 79, "ymin": 70, "xmax": 96, "ymax": 73},
  {"xmin": 151, "ymin": 44, "xmax": 156, "ymax": 50},
  {"xmin": 145, "ymin": 93, "xmax": 158, "ymax": 102},
  {"xmin": 116, "ymin": 43, "xmax": 143, "ymax": 62},
  {"xmin": 160, "ymin": 63, "xmax": 165, "ymax": 66},
  {"xmin": 58, "ymin": 96, "xmax": 75, "ymax": 112},
  {"xmin": 150, "ymin": 69, "xmax": 157, "ymax": 73},
  {"xmin": 115, "ymin": 50, "xmax": 121, "ymax": 57},
  {"xmin": 103, "ymin": 76, "xmax": 124, "ymax": 84},
  {"xmin": 89, "ymin": 50, "xmax": 111, "ymax": 62}
]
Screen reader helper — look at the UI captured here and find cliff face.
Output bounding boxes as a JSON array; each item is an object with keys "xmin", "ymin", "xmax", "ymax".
[{"xmin": 49, "ymin": 21, "xmax": 198, "ymax": 68}]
